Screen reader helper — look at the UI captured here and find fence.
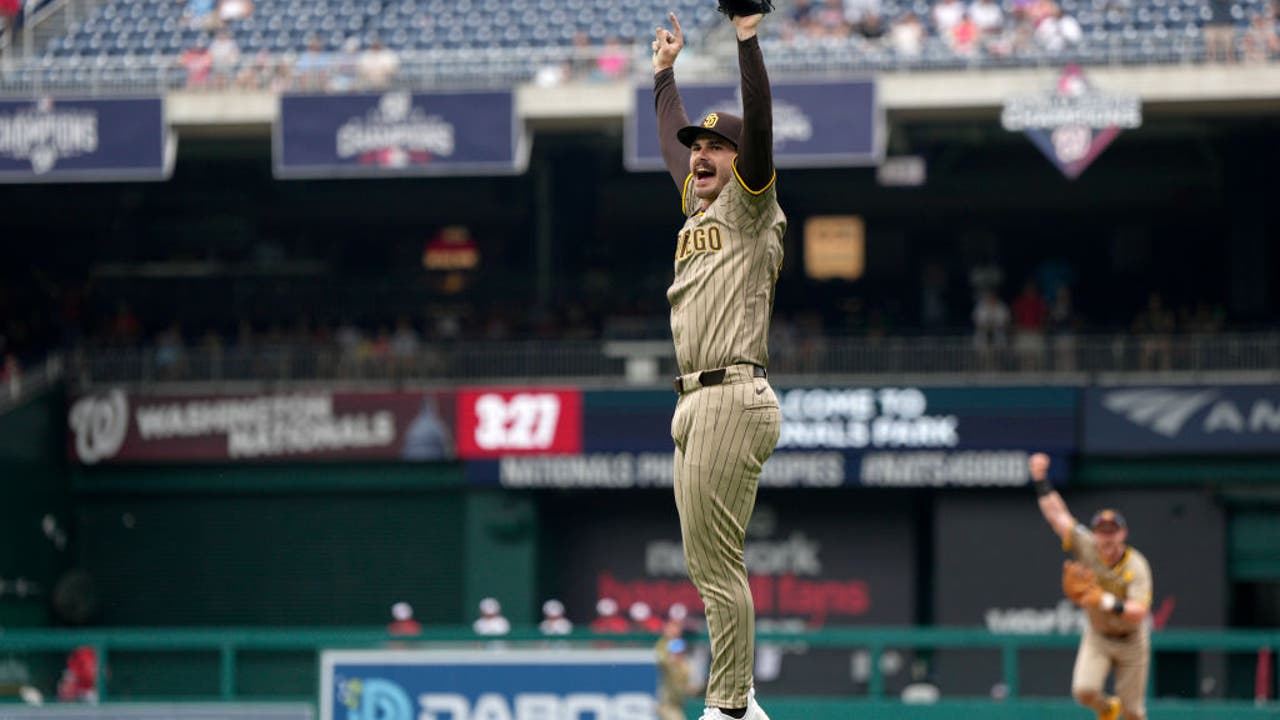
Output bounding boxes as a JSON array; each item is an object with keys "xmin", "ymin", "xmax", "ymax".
[
  {"xmin": 0, "ymin": 626, "xmax": 1274, "ymax": 717},
  {"xmin": 65, "ymin": 332, "xmax": 1280, "ymax": 386}
]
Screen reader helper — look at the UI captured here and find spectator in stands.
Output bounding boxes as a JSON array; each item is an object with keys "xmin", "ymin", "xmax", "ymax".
[
  {"xmin": 329, "ymin": 37, "xmax": 362, "ymax": 92},
  {"xmin": 890, "ymin": 12, "xmax": 925, "ymax": 56},
  {"xmin": 1011, "ymin": 280, "xmax": 1048, "ymax": 370},
  {"xmin": 472, "ymin": 597, "xmax": 511, "ymax": 636},
  {"xmin": 1034, "ymin": 5, "xmax": 1083, "ymax": 52},
  {"xmin": 179, "ymin": 40, "xmax": 214, "ymax": 89},
  {"xmin": 217, "ymin": 0, "xmax": 252, "ymax": 25},
  {"xmin": 1204, "ymin": 0, "xmax": 1237, "ymax": 62},
  {"xmin": 1048, "ymin": 285, "xmax": 1079, "ymax": 371},
  {"xmin": 590, "ymin": 597, "xmax": 631, "ymax": 633},
  {"xmin": 389, "ymin": 315, "xmax": 420, "ymax": 376},
  {"xmin": 182, "ymin": 0, "xmax": 219, "ymax": 30},
  {"xmin": 857, "ymin": 11, "xmax": 888, "ymax": 42},
  {"xmin": 948, "ymin": 13, "xmax": 980, "ymax": 56},
  {"xmin": 815, "ymin": 0, "xmax": 853, "ymax": 36},
  {"xmin": 56, "ymin": 646, "xmax": 98, "ymax": 703},
  {"xmin": 1, "ymin": 353, "xmax": 20, "ymax": 397},
  {"xmin": 629, "ymin": 601, "xmax": 666, "ymax": 633},
  {"xmin": 108, "ymin": 301, "xmax": 142, "ymax": 346},
  {"xmin": 208, "ymin": 30, "xmax": 240, "ymax": 89},
  {"xmin": 933, "ymin": 0, "xmax": 967, "ymax": 37},
  {"xmin": 294, "ymin": 35, "xmax": 331, "ymax": 91},
  {"xmin": 539, "ymin": 599, "xmax": 573, "ymax": 636},
  {"xmin": 387, "ymin": 601, "xmax": 423, "ymax": 636},
  {"xmin": 358, "ymin": 37, "xmax": 400, "ymax": 89},
  {"xmin": 972, "ymin": 288, "xmax": 1010, "ymax": 369},
  {"xmin": 0, "ymin": 0, "xmax": 21, "ymax": 40},
  {"xmin": 969, "ymin": 0, "xmax": 1005, "ymax": 41},
  {"xmin": 594, "ymin": 37, "xmax": 630, "ymax": 81},
  {"xmin": 154, "ymin": 322, "xmax": 187, "ymax": 380},
  {"xmin": 1242, "ymin": 13, "xmax": 1280, "ymax": 62},
  {"xmin": 1132, "ymin": 292, "xmax": 1175, "ymax": 371}
]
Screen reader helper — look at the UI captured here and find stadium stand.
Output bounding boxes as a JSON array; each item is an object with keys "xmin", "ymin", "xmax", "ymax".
[{"xmin": 0, "ymin": 0, "xmax": 1275, "ymax": 93}]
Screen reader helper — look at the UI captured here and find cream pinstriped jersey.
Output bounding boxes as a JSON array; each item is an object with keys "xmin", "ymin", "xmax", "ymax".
[
  {"xmin": 1066, "ymin": 524, "xmax": 1154, "ymax": 636},
  {"xmin": 667, "ymin": 164, "xmax": 786, "ymax": 375}
]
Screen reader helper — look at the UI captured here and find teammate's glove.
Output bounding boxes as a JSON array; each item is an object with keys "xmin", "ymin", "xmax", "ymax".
[
  {"xmin": 716, "ymin": 0, "xmax": 775, "ymax": 19},
  {"xmin": 1062, "ymin": 560, "xmax": 1104, "ymax": 608}
]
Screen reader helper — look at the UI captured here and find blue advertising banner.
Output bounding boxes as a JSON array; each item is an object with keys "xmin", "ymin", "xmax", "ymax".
[
  {"xmin": 0, "ymin": 96, "xmax": 173, "ymax": 183},
  {"xmin": 1084, "ymin": 384, "xmax": 1280, "ymax": 454},
  {"xmin": 625, "ymin": 80, "xmax": 881, "ymax": 171},
  {"xmin": 466, "ymin": 385, "xmax": 1076, "ymax": 489},
  {"xmin": 274, "ymin": 91, "xmax": 526, "ymax": 178},
  {"xmin": 0, "ymin": 705, "xmax": 312, "ymax": 720},
  {"xmin": 320, "ymin": 649, "xmax": 656, "ymax": 720}
]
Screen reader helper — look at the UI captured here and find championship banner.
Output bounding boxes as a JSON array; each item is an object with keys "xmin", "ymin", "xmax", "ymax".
[
  {"xmin": 625, "ymin": 79, "xmax": 882, "ymax": 171},
  {"xmin": 0, "ymin": 96, "xmax": 174, "ymax": 182},
  {"xmin": 66, "ymin": 389, "xmax": 455, "ymax": 464},
  {"xmin": 274, "ymin": 90, "xmax": 527, "ymax": 178},
  {"xmin": 319, "ymin": 649, "xmax": 656, "ymax": 720},
  {"xmin": 466, "ymin": 385, "xmax": 1077, "ymax": 488},
  {"xmin": 1001, "ymin": 65, "xmax": 1141, "ymax": 180},
  {"xmin": 1083, "ymin": 384, "xmax": 1280, "ymax": 454}
]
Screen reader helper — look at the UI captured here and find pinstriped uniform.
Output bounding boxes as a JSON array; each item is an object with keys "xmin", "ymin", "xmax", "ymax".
[
  {"xmin": 669, "ymin": 167, "xmax": 786, "ymax": 708},
  {"xmin": 653, "ymin": 29, "xmax": 782, "ymax": 711},
  {"xmin": 1065, "ymin": 525, "xmax": 1154, "ymax": 720}
]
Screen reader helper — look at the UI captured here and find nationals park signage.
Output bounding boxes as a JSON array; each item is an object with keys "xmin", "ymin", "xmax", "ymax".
[{"xmin": 68, "ymin": 385, "xmax": 1074, "ymax": 489}]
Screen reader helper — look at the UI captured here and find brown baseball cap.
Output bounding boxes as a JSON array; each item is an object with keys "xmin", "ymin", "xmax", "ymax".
[
  {"xmin": 677, "ymin": 111, "xmax": 743, "ymax": 148},
  {"xmin": 1090, "ymin": 508, "xmax": 1126, "ymax": 531}
]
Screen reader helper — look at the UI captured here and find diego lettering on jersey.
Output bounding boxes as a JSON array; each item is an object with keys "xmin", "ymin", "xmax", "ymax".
[{"xmin": 674, "ymin": 226, "xmax": 724, "ymax": 261}]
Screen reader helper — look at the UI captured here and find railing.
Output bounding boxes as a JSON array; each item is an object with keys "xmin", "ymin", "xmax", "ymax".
[
  {"xmin": 66, "ymin": 332, "xmax": 1280, "ymax": 386},
  {"xmin": 0, "ymin": 353, "xmax": 64, "ymax": 412},
  {"xmin": 0, "ymin": 36, "xmax": 1274, "ymax": 96},
  {"xmin": 0, "ymin": 626, "xmax": 1274, "ymax": 712}
]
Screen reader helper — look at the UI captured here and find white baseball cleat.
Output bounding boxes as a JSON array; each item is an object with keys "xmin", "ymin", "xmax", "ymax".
[{"xmin": 747, "ymin": 687, "xmax": 771, "ymax": 720}]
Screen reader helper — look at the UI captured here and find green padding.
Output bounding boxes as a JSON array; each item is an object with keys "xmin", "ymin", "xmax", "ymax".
[
  {"xmin": 702, "ymin": 699, "xmax": 1278, "ymax": 719},
  {"xmin": 1230, "ymin": 510, "xmax": 1280, "ymax": 580}
]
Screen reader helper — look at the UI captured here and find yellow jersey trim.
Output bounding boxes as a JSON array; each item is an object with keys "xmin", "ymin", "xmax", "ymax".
[
  {"xmin": 681, "ymin": 173, "xmax": 693, "ymax": 216},
  {"xmin": 731, "ymin": 156, "xmax": 776, "ymax": 196}
]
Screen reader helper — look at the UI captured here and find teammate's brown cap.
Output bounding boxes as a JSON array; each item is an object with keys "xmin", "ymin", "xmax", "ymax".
[
  {"xmin": 1090, "ymin": 508, "xmax": 1126, "ymax": 531},
  {"xmin": 677, "ymin": 111, "xmax": 743, "ymax": 149}
]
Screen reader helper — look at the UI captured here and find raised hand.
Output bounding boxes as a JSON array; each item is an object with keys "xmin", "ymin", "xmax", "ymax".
[{"xmin": 652, "ymin": 12, "xmax": 684, "ymax": 73}]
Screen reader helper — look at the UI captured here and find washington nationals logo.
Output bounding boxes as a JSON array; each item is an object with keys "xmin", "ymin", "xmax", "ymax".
[{"xmin": 68, "ymin": 390, "xmax": 129, "ymax": 464}]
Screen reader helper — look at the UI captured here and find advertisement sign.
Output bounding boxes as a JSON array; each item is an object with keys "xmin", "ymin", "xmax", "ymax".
[
  {"xmin": 1084, "ymin": 384, "xmax": 1280, "ymax": 454},
  {"xmin": 549, "ymin": 492, "xmax": 916, "ymax": 695},
  {"xmin": 931, "ymin": 489, "xmax": 1226, "ymax": 696},
  {"xmin": 1001, "ymin": 65, "xmax": 1141, "ymax": 180},
  {"xmin": 319, "ymin": 649, "xmax": 656, "ymax": 720},
  {"xmin": 275, "ymin": 91, "xmax": 526, "ymax": 178},
  {"xmin": 0, "ymin": 96, "xmax": 174, "ymax": 182},
  {"xmin": 66, "ymin": 389, "xmax": 454, "ymax": 464},
  {"xmin": 454, "ymin": 388, "xmax": 583, "ymax": 459},
  {"xmin": 626, "ymin": 80, "xmax": 881, "ymax": 171},
  {"xmin": 467, "ymin": 385, "xmax": 1076, "ymax": 488},
  {"xmin": 0, "ymin": 705, "xmax": 312, "ymax": 720}
]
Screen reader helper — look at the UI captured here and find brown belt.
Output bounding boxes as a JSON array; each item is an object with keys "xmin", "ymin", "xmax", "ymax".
[
  {"xmin": 674, "ymin": 364, "xmax": 767, "ymax": 395},
  {"xmin": 1101, "ymin": 630, "xmax": 1135, "ymax": 641}
]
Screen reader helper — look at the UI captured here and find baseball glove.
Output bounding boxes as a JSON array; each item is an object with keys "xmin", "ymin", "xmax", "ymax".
[
  {"xmin": 717, "ymin": 0, "xmax": 775, "ymax": 19},
  {"xmin": 1062, "ymin": 560, "xmax": 1103, "ymax": 608}
]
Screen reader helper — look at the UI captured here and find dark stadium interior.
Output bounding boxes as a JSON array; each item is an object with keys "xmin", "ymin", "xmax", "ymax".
[{"xmin": 2, "ymin": 112, "xmax": 1275, "ymax": 364}]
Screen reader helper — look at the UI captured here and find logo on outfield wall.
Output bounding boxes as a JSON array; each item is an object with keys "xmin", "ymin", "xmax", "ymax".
[
  {"xmin": 1001, "ymin": 65, "xmax": 1141, "ymax": 180},
  {"xmin": 0, "ymin": 97, "xmax": 99, "ymax": 174}
]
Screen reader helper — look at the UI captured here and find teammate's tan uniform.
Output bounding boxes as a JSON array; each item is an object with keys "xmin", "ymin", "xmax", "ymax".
[
  {"xmin": 1065, "ymin": 524, "xmax": 1154, "ymax": 719},
  {"xmin": 654, "ymin": 31, "xmax": 785, "ymax": 711}
]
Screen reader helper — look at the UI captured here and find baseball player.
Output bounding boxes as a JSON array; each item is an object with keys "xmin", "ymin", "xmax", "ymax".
[
  {"xmin": 651, "ymin": 7, "xmax": 785, "ymax": 720},
  {"xmin": 1030, "ymin": 453, "xmax": 1153, "ymax": 720}
]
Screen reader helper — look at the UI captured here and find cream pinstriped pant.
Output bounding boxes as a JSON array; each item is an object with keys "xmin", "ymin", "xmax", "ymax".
[{"xmin": 671, "ymin": 366, "xmax": 781, "ymax": 709}]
